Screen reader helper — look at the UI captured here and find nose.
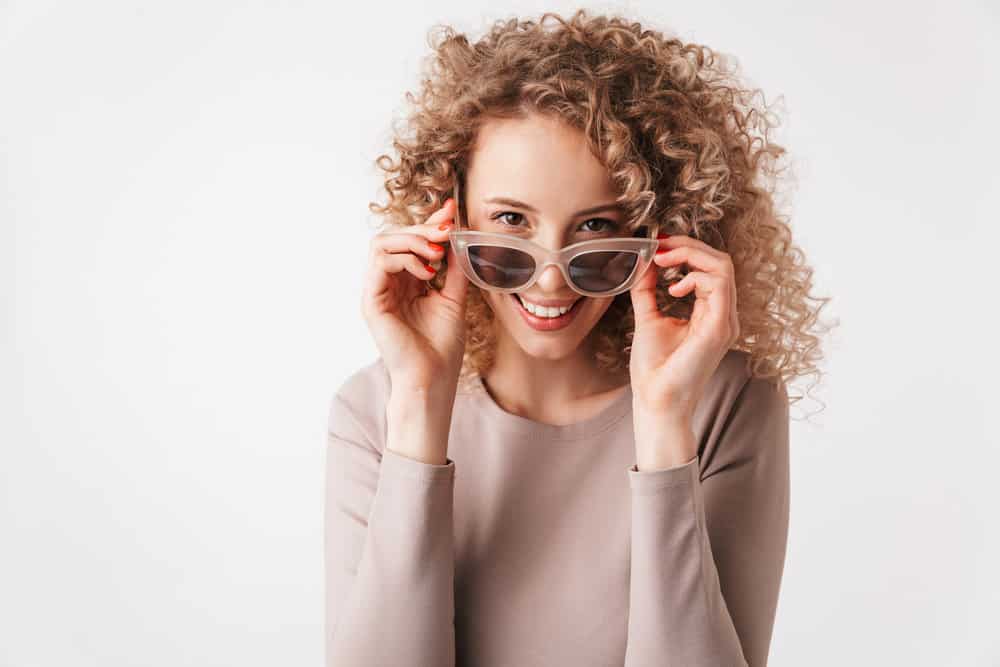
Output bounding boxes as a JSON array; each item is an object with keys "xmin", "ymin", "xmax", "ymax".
[
  {"xmin": 535, "ymin": 262, "xmax": 568, "ymax": 292},
  {"xmin": 532, "ymin": 230, "xmax": 573, "ymax": 294}
]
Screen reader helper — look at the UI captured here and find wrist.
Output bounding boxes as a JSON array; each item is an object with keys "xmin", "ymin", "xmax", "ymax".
[
  {"xmin": 632, "ymin": 412, "xmax": 697, "ymax": 472},
  {"xmin": 386, "ymin": 384, "xmax": 456, "ymax": 465}
]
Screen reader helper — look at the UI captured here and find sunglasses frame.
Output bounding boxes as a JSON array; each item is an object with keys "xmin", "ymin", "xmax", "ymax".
[{"xmin": 447, "ymin": 177, "xmax": 662, "ymax": 298}]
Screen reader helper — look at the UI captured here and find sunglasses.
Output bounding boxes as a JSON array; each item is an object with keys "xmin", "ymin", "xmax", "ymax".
[{"xmin": 447, "ymin": 178, "xmax": 661, "ymax": 298}]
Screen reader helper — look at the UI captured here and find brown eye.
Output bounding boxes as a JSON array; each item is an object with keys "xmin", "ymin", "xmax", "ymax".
[
  {"xmin": 491, "ymin": 211, "xmax": 525, "ymax": 227},
  {"xmin": 580, "ymin": 218, "xmax": 618, "ymax": 233}
]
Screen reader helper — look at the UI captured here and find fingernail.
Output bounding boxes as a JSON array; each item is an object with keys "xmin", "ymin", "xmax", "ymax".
[
  {"xmin": 657, "ymin": 233, "xmax": 670, "ymax": 239},
  {"xmin": 424, "ymin": 263, "xmax": 437, "ymax": 273},
  {"xmin": 656, "ymin": 248, "xmax": 669, "ymax": 255},
  {"xmin": 428, "ymin": 242, "xmax": 444, "ymax": 252}
]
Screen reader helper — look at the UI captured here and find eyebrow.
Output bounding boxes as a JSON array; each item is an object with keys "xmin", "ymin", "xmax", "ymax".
[{"xmin": 483, "ymin": 196, "xmax": 625, "ymax": 218}]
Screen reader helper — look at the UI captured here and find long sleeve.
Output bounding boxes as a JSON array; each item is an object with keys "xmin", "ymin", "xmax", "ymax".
[
  {"xmin": 623, "ymin": 375, "xmax": 791, "ymax": 667},
  {"xmin": 324, "ymin": 391, "xmax": 458, "ymax": 667}
]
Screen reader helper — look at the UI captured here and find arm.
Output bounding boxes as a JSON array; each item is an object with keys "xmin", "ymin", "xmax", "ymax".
[
  {"xmin": 324, "ymin": 391, "xmax": 457, "ymax": 667},
  {"xmin": 624, "ymin": 376, "xmax": 791, "ymax": 667}
]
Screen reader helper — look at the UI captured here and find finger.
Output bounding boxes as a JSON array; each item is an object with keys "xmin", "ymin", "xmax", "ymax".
[
  {"xmin": 378, "ymin": 221, "xmax": 454, "ymax": 246},
  {"xmin": 424, "ymin": 197, "xmax": 457, "ymax": 228},
  {"xmin": 654, "ymin": 244, "xmax": 733, "ymax": 277},
  {"xmin": 629, "ymin": 253, "xmax": 661, "ymax": 327},
  {"xmin": 667, "ymin": 271, "xmax": 735, "ymax": 335},
  {"xmin": 667, "ymin": 269, "xmax": 733, "ymax": 298},
  {"xmin": 377, "ymin": 198, "xmax": 455, "ymax": 239},
  {"xmin": 658, "ymin": 234, "xmax": 740, "ymax": 344},
  {"xmin": 438, "ymin": 239, "xmax": 469, "ymax": 305},
  {"xmin": 371, "ymin": 229, "xmax": 447, "ymax": 264},
  {"xmin": 363, "ymin": 249, "xmax": 435, "ymax": 309},
  {"xmin": 376, "ymin": 250, "xmax": 439, "ymax": 280}
]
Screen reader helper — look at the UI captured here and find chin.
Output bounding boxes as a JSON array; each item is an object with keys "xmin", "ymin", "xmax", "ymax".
[{"xmin": 514, "ymin": 337, "xmax": 583, "ymax": 361}]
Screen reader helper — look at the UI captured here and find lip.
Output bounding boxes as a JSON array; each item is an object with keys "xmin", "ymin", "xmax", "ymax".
[{"xmin": 510, "ymin": 293, "xmax": 583, "ymax": 331}]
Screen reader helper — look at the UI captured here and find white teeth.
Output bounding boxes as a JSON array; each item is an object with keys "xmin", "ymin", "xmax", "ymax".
[{"xmin": 516, "ymin": 294, "xmax": 576, "ymax": 318}]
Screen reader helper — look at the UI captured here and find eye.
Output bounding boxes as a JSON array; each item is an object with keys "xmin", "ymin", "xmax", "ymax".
[
  {"xmin": 488, "ymin": 212, "xmax": 620, "ymax": 233},
  {"xmin": 490, "ymin": 211, "xmax": 526, "ymax": 227},
  {"xmin": 580, "ymin": 218, "xmax": 619, "ymax": 233}
]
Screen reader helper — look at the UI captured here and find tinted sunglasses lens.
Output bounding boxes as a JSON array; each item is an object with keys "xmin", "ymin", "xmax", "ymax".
[
  {"xmin": 568, "ymin": 251, "xmax": 638, "ymax": 293},
  {"xmin": 468, "ymin": 245, "xmax": 536, "ymax": 289}
]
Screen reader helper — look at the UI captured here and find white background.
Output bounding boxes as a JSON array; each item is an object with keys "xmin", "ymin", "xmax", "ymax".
[{"xmin": 2, "ymin": 1, "xmax": 998, "ymax": 665}]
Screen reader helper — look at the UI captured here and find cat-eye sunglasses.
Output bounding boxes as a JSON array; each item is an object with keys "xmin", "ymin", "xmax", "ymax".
[{"xmin": 445, "ymin": 177, "xmax": 661, "ymax": 298}]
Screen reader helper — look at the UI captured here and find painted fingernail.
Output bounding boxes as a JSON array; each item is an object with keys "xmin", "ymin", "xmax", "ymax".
[
  {"xmin": 657, "ymin": 233, "xmax": 670, "ymax": 239},
  {"xmin": 656, "ymin": 247, "xmax": 670, "ymax": 255},
  {"xmin": 424, "ymin": 263, "xmax": 437, "ymax": 273},
  {"xmin": 428, "ymin": 242, "xmax": 444, "ymax": 252}
]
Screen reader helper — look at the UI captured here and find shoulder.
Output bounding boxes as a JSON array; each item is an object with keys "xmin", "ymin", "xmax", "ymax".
[
  {"xmin": 696, "ymin": 350, "xmax": 790, "ymax": 472},
  {"xmin": 333, "ymin": 355, "xmax": 392, "ymax": 408},
  {"xmin": 327, "ymin": 356, "xmax": 392, "ymax": 453},
  {"xmin": 704, "ymin": 349, "xmax": 788, "ymax": 418}
]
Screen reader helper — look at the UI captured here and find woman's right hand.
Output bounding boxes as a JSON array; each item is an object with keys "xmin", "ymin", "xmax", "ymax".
[{"xmin": 361, "ymin": 198, "xmax": 470, "ymax": 395}]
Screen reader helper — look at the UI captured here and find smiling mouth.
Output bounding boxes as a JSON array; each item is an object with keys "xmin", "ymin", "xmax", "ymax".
[
  {"xmin": 512, "ymin": 293, "xmax": 581, "ymax": 316},
  {"xmin": 509, "ymin": 293, "xmax": 585, "ymax": 330}
]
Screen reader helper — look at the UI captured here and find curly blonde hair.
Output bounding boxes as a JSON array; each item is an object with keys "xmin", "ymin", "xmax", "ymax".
[{"xmin": 369, "ymin": 9, "xmax": 836, "ymax": 413}]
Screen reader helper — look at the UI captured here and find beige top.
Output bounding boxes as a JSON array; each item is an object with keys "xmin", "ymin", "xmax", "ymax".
[{"xmin": 324, "ymin": 349, "xmax": 790, "ymax": 666}]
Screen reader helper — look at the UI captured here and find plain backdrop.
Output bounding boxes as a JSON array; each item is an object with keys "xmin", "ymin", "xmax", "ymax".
[{"xmin": 2, "ymin": 1, "xmax": 998, "ymax": 665}]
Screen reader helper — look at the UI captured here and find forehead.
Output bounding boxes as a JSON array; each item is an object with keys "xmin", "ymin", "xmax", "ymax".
[{"xmin": 465, "ymin": 114, "xmax": 618, "ymax": 201}]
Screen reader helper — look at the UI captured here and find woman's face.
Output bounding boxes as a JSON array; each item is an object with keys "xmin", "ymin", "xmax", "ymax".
[{"xmin": 463, "ymin": 112, "xmax": 630, "ymax": 362}]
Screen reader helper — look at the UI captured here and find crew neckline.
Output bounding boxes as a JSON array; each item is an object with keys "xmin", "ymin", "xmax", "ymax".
[{"xmin": 467, "ymin": 373, "xmax": 633, "ymax": 441}]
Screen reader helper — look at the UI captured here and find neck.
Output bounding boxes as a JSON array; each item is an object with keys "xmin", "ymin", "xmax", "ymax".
[{"xmin": 482, "ymin": 330, "xmax": 628, "ymax": 421}]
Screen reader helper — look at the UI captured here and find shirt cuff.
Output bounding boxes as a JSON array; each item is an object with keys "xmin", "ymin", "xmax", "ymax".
[
  {"xmin": 380, "ymin": 447, "xmax": 456, "ymax": 483},
  {"xmin": 627, "ymin": 454, "xmax": 699, "ymax": 492}
]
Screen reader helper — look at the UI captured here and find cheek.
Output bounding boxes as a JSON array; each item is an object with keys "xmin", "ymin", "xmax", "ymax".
[
  {"xmin": 584, "ymin": 296, "xmax": 615, "ymax": 316},
  {"xmin": 581, "ymin": 298, "xmax": 618, "ymax": 329},
  {"xmin": 485, "ymin": 292, "xmax": 505, "ymax": 311},
  {"xmin": 483, "ymin": 292, "xmax": 513, "ymax": 320}
]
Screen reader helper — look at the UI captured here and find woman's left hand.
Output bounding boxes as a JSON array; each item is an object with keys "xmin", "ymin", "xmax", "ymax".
[{"xmin": 627, "ymin": 233, "xmax": 741, "ymax": 469}]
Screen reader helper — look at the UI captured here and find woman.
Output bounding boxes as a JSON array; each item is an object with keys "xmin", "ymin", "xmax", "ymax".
[{"xmin": 326, "ymin": 10, "xmax": 830, "ymax": 667}]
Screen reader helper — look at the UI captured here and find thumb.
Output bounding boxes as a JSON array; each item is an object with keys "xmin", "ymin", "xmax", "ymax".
[
  {"xmin": 629, "ymin": 259, "xmax": 661, "ymax": 330},
  {"xmin": 438, "ymin": 241, "xmax": 469, "ymax": 306}
]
